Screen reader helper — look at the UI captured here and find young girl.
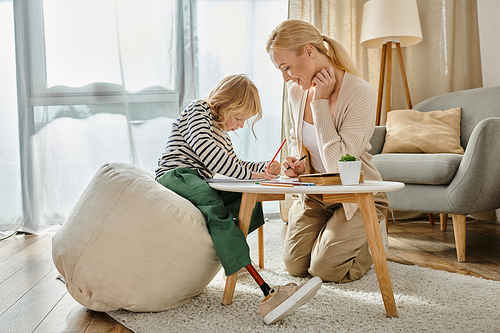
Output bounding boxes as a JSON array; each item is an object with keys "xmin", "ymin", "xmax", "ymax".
[{"xmin": 155, "ymin": 74, "xmax": 322, "ymax": 325}]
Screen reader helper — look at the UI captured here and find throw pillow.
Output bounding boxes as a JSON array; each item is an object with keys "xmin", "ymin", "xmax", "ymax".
[{"xmin": 382, "ymin": 107, "xmax": 464, "ymax": 154}]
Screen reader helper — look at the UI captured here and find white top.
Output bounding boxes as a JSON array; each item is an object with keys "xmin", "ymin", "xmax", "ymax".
[
  {"xmin": 286, "ymin": 73, "xmax": 380, "ymax": 220},
  {"xmin": 208, "ymin": 179, "xmax": 404, "ymax": 195},
  {"xmin": 302, "ymin": 121, "xmax": 326, "ymax": 173}
]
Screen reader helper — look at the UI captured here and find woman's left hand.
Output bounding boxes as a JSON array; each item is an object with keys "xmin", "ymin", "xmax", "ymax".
[
  {"xmin": 265, "ymin": 160, "xmax": 281, "ymax": 175},
  {"xmin": 312, "ymin": 67, "xmax": 336, "ymax": 100}
]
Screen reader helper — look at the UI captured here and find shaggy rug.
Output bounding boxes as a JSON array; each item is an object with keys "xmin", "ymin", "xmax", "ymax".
[{"xmin": 107, "ymin": 238, "xmax": 500, "ymax": 332}]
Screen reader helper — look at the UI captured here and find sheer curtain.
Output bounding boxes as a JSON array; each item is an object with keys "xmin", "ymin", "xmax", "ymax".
[
  {"xmin": 1, "ymin": 0, "xmax": 287, "ymax": 236},
  {"xmin": 195, "ymin": 0, "xmax": 287, "ymax": 163},
  {"xmin": 11, "ymin": 0, "xmax": 195, "ymax": 235},
  {"xmin": 0, "ymin": 0, "xmax": 22, "ymax": 238}
]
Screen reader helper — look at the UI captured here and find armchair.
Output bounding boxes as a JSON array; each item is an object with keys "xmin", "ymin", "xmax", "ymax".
[{"xmin": 369, "ymin": 86, "xmax": 500, "ymax": 262}]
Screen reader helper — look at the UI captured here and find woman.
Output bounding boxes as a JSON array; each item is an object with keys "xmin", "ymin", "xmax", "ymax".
[{"xmin": 266, "ymin": 19, "xmax": 389, "ymax": 283}]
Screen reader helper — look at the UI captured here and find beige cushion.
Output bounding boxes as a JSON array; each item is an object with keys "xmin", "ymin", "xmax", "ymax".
[
  {"xmin": 52, "ymin": 163, "xmax": 221, "ymax": 312},
  {"xmin": 382, "ymin": 107, "xmax": 464, "ymax": 154}
]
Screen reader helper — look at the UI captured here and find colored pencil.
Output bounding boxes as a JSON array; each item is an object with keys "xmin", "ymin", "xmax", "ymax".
[
  {"xmin": 269, "ymin": 139, "xmax": 286, "ymax": 165},
  {"xmin": 259, "ymin": 182, "xmax": 294, "ymax": 187}
]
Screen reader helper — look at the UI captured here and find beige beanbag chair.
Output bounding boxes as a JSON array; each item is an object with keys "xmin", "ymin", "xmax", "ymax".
[{"xmin": 52, "ymin": 162, "xmax": 221, "ymax": 312}]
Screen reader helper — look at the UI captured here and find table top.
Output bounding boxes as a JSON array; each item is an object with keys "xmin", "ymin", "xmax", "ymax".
[{"xmin": 207, "ymin": 179, "xmax": 404, "ymax": 194}]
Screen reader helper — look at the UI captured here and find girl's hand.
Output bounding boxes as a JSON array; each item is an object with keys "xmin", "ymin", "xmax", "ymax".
[
  {"xmin": 265, "ymin": 160, "xmax": 281, "ymax": 175},
  {"xmin": 251, "ymin": 172, "xmax": 275, "ymax": 180},
  {"xmin": 283, "ymin": 156, "xmax": 305, "ymax": 177},
  {"xmin": 312, "ymin": 67, "xmax": 336, "ymax": 100}
]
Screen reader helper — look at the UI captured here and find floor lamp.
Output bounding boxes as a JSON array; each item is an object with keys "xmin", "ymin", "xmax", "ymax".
[
  {"xmin": 360, "ymin": 0, "xmax": 423, "ymax": 126},
  {"xmin": 361, "ymin": 0, "xmax": 433, "ymax": 227}
]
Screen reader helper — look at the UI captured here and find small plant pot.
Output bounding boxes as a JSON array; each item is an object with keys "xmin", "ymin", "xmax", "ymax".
[{"xmin": 338, "ymin": 160, "xmax": 362, "ymax": 185}]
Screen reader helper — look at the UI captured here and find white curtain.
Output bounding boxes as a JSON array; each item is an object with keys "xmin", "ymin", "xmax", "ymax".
[
  {"xmin": 195, "ymin": 0, "xmax": 287, "ymax": 163},
  {"xmin": 0, "ymin": 0, "xmax": 22, "ymax": 238},
  {"xmin": 1, "ymin": 0, "xmax": 287, "ymax": 236}
]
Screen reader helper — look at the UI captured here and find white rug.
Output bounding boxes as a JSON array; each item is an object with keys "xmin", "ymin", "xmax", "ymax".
[{"xmin": 108, "ymin": 238, "xmax": 500, "ymax": 332}]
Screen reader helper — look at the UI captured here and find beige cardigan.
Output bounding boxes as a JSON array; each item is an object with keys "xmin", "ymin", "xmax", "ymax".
[{"xmin": 287, "ymin": 72, "xmax": 383, "ymax": 220}]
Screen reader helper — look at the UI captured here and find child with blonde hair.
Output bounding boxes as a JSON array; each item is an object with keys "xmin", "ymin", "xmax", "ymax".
[{"xmin": 155, "ymin": 74, "xmax": 322, "ymax": 325}]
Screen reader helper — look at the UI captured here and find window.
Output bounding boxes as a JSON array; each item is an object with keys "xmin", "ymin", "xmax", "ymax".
[
  {"xmin": 6, "ymin": 0, "xmax": 287, "ymax": 233},
  {"xmin": 27, "ymin": 0, "xmax": 180, "ymax": 106}
]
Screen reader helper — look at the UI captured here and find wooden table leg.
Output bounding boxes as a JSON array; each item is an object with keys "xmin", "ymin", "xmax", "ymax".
[
  {"xmin": 258, "ymin": 226, "xmax": 264, "ymax": 269},
  {"xmin": 222, "ymin": 192, "xmax": 258, "ymax": 306},
  {"xmin": 222, "ymin": 273, "xmax": 239, "ymax": 306},
  {"xmin": 357, "ymin": 193, "xmax": 398, "ymax": 318}
]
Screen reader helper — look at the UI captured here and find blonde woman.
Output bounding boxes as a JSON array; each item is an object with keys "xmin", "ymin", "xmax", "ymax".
[
  {"xmin": 155, "ymin": 74, "xmax": 322, "ymax": 325},
  {"xmin": 266, "ymin": 20, "xmax": 390, "ymax": 283}
]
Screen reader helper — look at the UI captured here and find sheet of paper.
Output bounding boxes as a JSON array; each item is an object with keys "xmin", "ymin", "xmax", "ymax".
[
  {"xmin": 205, "ymin": 178, "xmax": 261, "ymax": 183},
  {"xmin": 205, "ymin": 174, "xmax": 281, "ymax": 183}
]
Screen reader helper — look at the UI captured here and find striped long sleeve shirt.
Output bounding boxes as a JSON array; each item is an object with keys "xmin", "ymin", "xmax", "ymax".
[{"xmin": 155, "ymin": 100, "xmax": 267, "ymax": 180}]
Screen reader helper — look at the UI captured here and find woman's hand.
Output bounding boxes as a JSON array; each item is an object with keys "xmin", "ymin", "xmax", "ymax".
[
  {"xmin": 283, "ymin": 156, "xmax": 305, "ymax": 177},
  {"xmin": 312, "ymin": 67, "xmax": 336, "ymax": 100},
  {"xmin": 265, "ymin": 160, "xmax": 281, "ymax": 175},
  {"xmin": 251, "ymin": 172, "xmax": 275, "ymax": 180}
]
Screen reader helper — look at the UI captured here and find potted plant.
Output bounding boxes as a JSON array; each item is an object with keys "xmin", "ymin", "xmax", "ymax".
[{"xmin": 338, "ymin": 154, "xmax": 362, "ymax": 185}]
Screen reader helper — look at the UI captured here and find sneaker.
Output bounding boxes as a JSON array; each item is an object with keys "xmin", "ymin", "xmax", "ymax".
[{"xmin": 259, "ymin": 276, "xmax": 322, "ymax": 325}]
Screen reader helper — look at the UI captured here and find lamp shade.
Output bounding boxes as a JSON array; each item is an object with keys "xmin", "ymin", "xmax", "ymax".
[{"xmin": 360, "ymin": 0, "xmax": 423, "ymax": 48}]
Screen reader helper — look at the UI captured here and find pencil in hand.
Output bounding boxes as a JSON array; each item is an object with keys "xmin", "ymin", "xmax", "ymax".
[
  {"xmin": 270, "ymin": 139, "xmax": 286, "ymax": 165},
  {"xmin": 286, "ymin": 155, "xmax": 307, "ymax": 170},
  {"xmin": 266, "ymin": 139, "xmax": 286, "ymax": 173}
]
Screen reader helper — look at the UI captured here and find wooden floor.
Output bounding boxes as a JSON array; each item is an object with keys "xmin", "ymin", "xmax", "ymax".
[{"xmin": 1, "ymin": 215, "xmax": 499, "ymax": 332}]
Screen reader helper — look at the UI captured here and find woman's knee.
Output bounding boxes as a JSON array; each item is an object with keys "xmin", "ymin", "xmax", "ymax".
[
  {"xmin": 308, "ymin": 256, "xmax": 343, "ymax": 282},
  {"xmin": 309, "ymin": 257, "xmax": 360, "ymax": 283},
  {"xmin": 309, "ymin": 243, "xmax": 373, "ymax": 282},
  {"xmin": 283, "ymin": 250, "xmax": 311, "ymax": 277}
]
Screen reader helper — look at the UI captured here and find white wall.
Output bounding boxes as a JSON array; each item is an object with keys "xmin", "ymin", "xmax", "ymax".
[
  {"xmin": 477, "ymin": 1, "xmax": 500, "ymax": 222},
  {"xmin": 477, "ymin": 0, "xmax": 500, "ymax": 87}
]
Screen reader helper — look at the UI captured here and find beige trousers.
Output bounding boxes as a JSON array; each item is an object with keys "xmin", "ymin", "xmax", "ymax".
[{"xmin": 284, "ymin": 192, "xmax": 389, "ymax": 283}]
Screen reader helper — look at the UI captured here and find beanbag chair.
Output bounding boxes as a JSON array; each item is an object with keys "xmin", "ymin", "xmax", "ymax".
[{"xmin": 52, "ymin": 162, "xmax": 221, "ymax": 312}]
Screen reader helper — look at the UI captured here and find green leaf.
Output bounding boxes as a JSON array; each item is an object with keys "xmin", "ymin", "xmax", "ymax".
[{"xmin": 339, "ymin": 153, "xmax": 356, "ymax": 162}]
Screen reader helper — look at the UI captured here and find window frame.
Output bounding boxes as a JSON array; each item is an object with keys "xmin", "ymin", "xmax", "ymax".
[{"xmin": 26, "ymin": 0, "xmax": 181, "ymax": 107}]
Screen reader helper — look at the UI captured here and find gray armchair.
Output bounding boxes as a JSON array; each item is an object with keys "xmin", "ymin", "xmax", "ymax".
[{"xmin": 369, "ymin": 86, "xmax": 500, "ymax": 262}]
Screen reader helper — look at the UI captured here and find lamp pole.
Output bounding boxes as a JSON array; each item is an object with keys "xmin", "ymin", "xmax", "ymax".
[{"xmin": 376, "ymin": 39, "xmax": 413, "ymax": 126}]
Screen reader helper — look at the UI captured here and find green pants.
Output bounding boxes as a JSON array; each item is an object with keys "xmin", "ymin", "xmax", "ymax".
[{"xmin": 156, "ymin": 168, "xmax": 264, "ymax": 276}]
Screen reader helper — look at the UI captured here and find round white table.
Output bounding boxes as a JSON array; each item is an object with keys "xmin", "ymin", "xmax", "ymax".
[
  {"xmin": 209, "ymin": 180, "xmax": 404, "ymax": 194},
  {"xmin": 208, "ymin": 180, "xmax": 404, "ymax": 318}
]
